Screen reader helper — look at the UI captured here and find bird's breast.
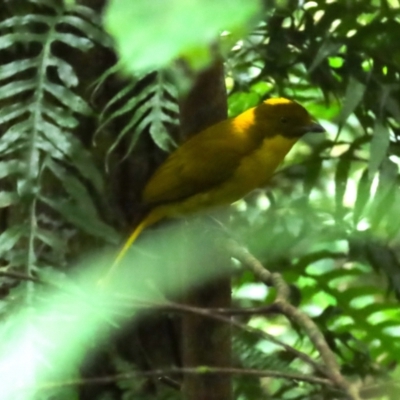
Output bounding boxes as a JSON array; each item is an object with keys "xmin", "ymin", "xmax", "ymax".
[{"xmin": 233, "ymin": 134, "xmax": 298, "ymax": 190}]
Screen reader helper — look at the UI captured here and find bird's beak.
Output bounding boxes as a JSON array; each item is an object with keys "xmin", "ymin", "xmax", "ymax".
[{"xmin": 302, "ymin": 121, "xmax": 325, "ymax": 134}]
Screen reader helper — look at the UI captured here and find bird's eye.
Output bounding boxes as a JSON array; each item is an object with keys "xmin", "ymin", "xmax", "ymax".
[{"xmin": 280, "ymin": 117, "xmax": 289, "ymax": 123}]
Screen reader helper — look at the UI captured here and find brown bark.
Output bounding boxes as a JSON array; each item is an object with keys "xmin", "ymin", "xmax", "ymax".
[{"xmin": 179, "ymin": 60, "xmax": 232, "ymax": 400}]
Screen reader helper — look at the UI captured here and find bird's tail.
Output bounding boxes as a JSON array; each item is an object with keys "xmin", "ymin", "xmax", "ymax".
[{"xmin": 98, "ymin": 207, "xmax": 166, "ymax": 285}]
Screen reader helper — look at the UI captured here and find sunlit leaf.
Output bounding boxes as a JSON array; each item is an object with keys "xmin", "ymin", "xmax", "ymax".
[{"xmin": 105, "ymin": 0, "xmax": 261, "ymax": 72}]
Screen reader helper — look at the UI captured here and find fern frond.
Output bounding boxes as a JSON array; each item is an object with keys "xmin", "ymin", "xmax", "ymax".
[
  {"xmin": 0, "ymin": 0, "xmax": 118, "ymax": 271},
  {"xmin": 96, "ymin": 68, "xmax": 179, "ymax": 167}
]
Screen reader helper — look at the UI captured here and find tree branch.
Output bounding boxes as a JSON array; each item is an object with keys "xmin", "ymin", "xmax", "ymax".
[
  {"xmin": 34, "ymin": 366, "xmax": 332, "ymax": 391},
  {"xmin": 222, "ymin": 238, "xmax": 362, "ymax": 400},
  {"xmin": 114, "ymin": 294, "xmax": 326, "ymax": 376}
]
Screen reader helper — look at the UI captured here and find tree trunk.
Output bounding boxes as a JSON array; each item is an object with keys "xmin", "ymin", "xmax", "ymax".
[{"xmin": 179, "ymin": 59, "xmax": 232, "ymax": 400}]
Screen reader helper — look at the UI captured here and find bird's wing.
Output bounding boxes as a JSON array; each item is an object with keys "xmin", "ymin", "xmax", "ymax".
[{"xmin": 142, "ymin": 122, "xmax": 259, "ymax": 205}]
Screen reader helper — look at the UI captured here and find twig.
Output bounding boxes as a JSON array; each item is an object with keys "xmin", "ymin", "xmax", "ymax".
[
  {"xmin": 34, "ymin": 366, "xmax": 332, "ymax": 391},
  {"xmin": 223, "ymin": 238, "xmax": 362, "ymax": 400},
  {"xmin": 0, "ymin": 270, "xmax": 43, "ymax": 284},
  {"xmin": 114, "ymin": 293, "xmax": 326, "ymax": 376}
]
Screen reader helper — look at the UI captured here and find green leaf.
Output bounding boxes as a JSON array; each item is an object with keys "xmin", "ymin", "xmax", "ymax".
[
  {"xmin": 319, "ymin": 268, "xmax": 363, "ymax": 284},
  {"xmin": 146, "ymin": 73, "xmax": 177, "ymax": 150},
  {"xmin": 0, "ymin": 33, "xmax": 47, "ymax": 50},
  {"xmin": 0, "ymin": 80, "xmax": 35, "ymax": 100},
  {"xmin": 39, "ymin": 121, "xmax": 104, "ymax": 192},
  {"xmin": 342, "ymin": 286, "xmax": 380, "ymax": 302},
  {"xmin": 0, "ymin": 160, "xmax": 24, "ymax": 179},
  {"xmin": 54, "ymin": 32, "xmax": 94, "ymax": 52},
  {"xmin": 67, "ymin": 4, "xmax": 104, "ymax": 29},
  {"xmin": 0, "ymin": 15, "xmax": 54, "ymax": 29},
  {"xmin": 36, "ymin": 136, "xmax": 65, "ymax": 160},
  {"xmin": 357, "ymin": 302, "xmax": 399, "ymax": 317},
  {"xmin": 44, "ymin": 82, "xmax": 92, "ymax": 115},
  {"xmin": 102, "ymin": 74, "xmax": 178, "ymax": 159},
  {"xmin": 45, "ymin": 159, "xmax": 98, "ymax": 217},
  {"xmin": 63, "ymin": 0, "xmax": 76, "ymax": 6},
  {"xmin": 42, "ymin": 101, "xmax": 79, "ymax": 128},
  {"xmin": 36, "ymin": 228, "xmax": 67, "ymax": 253},
  {"xmin": 338, "ymin": 77, "xmax": 366, "ymax": 129},
  {"xmin": 385, "ymin": 95, "xmax": 400, "ymax": 121},
  {"xmin": 105, "ymin": 118, "xmax": 142, "ymax": 166},
  {"xmin": 369, "ymin": 159, "xmax": 398, "ymax": 227},
  {"xmin": 30, "ymin": 0, "xmax": 63, "ymax": 10},
  {"xmin": 147, "ymin": 114, "xmax": 176, "ymax": 151},
  {"xmin": 50, "ymin": 56, "xmax": 79, "ymax": 88},
  {"xmin": 60, "ymin": 15, "xmax": 111, "ymax": 46},
  {"xmin": 228, "ymin": 91, "xmax": 260, "ymax": 117},
  {"xmin": 0, "ymin": 225, "xmax": 25, "ymax": 255},
  {"xmin": 94, "ymin": 68, "xmax": 139, "ymax": 115},
  {"xmin": 0, "ymin": 192, "xmax": 19, "ymax": 207},
  {"xmin": 334, "ymin": 153, "xmax": 351, "ymax": 218},
  {"xmin": 303, "ymin": 157, "xmax": 323, "ymax": 197},
  {"xmin": 309, "ymin": 41, "xmax": 342, "ymax": 72},
  {"xmin": 353, "ymin": 168, "xmax": 372, "ymax": 225},
  {"xmin": 105, "ymin": 0, "xmax": 261, "ymax": 72},
  {"xmin": 0, "ymin": 102, "xmax": 30, "ymax": 124},
  {"xmin": 366, "ymin": 241, "xmax": 400, "ymax": 297},
  {"xmin": 0, "ymin": 59, "xmax": 37, "ymax": 81},
  {"xmin": 40, "ymin": 196, "xmax": 119, "ymax": 243},
  {"xmin": 98, "ymin": 83, "xmax": 154, "ymax": 131},
  {"xmin": 0, "ymin": 121, "xmax": 31, "ymax": 155},
  {"xmin": 368, "ymin": 122, "xmax": 390, "ymax": 178}
]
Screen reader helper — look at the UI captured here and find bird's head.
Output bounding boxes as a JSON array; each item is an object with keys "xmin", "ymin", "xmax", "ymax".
[{"xmin": 255, "ymin": 97, "xmax": 325, "ymax": 138}]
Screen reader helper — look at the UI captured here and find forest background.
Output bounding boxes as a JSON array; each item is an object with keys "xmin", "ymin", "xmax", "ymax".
[{"xmin": 0, "ymin": 0, "xmax": 400, "ymax": 399}]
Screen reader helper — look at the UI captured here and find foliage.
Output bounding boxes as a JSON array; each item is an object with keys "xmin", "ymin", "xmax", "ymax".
[
  {"xmin": 0, "ymin": 0, "xmax": 118, "ymax": 274},
  {"xmin": 94, "ymin": 68, "xmax": 179, "ymax": 163},
  {"xmin": 0, "ymin": 0, "xmax": 400, "ymax": 399},
  {"xmin": 104, "ymin": 0, "xmax": 261, "ymax": 72},
  {"xmin": 227, "ymin": 0, "xmax": 400, "ymax": 396}
]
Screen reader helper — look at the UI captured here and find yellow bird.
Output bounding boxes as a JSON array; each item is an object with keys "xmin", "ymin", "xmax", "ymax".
[{"xmin": 104, "ymin": 97, "xmax": 324, "ymax": 280}]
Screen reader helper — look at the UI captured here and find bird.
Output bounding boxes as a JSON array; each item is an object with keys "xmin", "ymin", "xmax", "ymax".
[{"xmin": 102, "ymin": 97, "xmax": 325, "ymax": 282}]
